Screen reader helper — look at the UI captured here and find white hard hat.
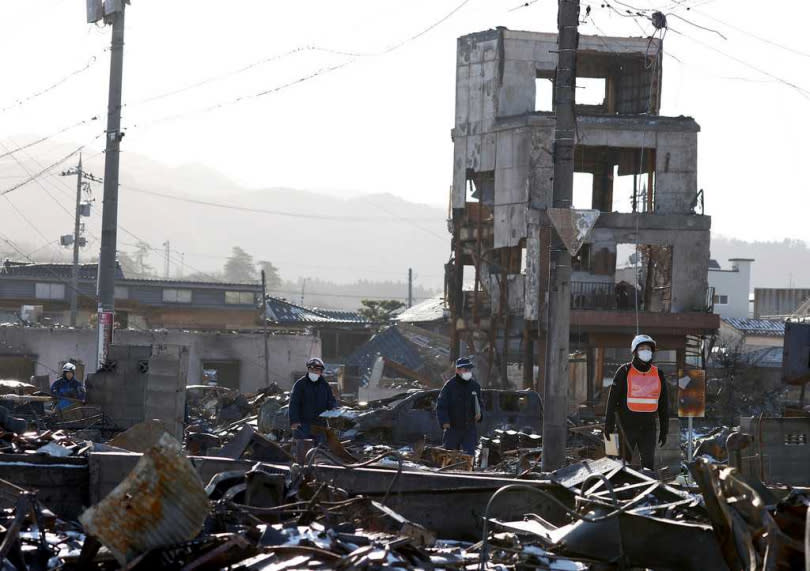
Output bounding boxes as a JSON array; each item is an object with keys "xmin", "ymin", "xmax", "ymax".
[
  {"xmin": 62, "ymin": 362, "xmax": 76, "ymax": 372},
  {"xmin": 631, "ymin": 334, "xmax": 656, "ymax": 353}
]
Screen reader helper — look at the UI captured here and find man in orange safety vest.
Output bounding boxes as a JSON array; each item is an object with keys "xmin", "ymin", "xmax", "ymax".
[{"xmin": 605, "ymin": 334, "xmax": 669, "ymax": 470}]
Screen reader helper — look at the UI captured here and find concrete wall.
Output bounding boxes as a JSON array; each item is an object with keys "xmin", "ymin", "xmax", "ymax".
[
  {"xmin": 0, "ymin": 326, "xmax": 320, "ymax": 392},
  {"xmin": 708, "ymin": 260, "xmax": 753, "ymax": 319}
]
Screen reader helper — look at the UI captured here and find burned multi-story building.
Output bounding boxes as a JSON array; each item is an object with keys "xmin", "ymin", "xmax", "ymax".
[{"xmin": 447, "ymin": 28, "xmax": 719, "ymax": 395}]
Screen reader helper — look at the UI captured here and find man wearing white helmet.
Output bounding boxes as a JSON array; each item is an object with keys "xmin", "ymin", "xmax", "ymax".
[
  {"xmin": 51, "ymin": 362, "xmax": 86, "ymax": 411},
  {"xmin": 605, "ymin": 334, "xmax": 669, "ymax": 470},
  {"xmin": 288, "ymin": 357, "xmax": 337, "ymax": 441}
]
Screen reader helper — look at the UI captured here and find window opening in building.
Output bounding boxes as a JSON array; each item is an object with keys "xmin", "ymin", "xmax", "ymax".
[
  {"xmin": 163, "ymin": 288, "xmax": 192, "ymax": 303},
  {"xmin": 35, "ymin": 283, "xmax": 65, "ymax": 300},
  {"xmin": 576, "ymin": 77, "xmax": 607, "ymax": 106},
  {"xmin": 225, "ymin": 291, "xmax": 255, "ymax": 305},
  {"xmin": 535, "ymin": 77, "xmax": 554, "ymax": 112},
  {"xmin": 713, "ymin": 294, "xmax": 728, "ymax": 305},
  {"xmin": 572, "ymin": 172, "xmax": 594, "ymax": 209}
]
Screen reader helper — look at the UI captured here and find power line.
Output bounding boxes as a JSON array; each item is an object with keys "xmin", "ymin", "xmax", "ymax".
[
  {"xmin": 0, "ymin": 135, "xmax": 104, "ymax": 196},
  {"xmin": 688, "ymin": 6, "xmax": 810, "ymax": 59},
  {"xmin": 126, "ymin": 0, "xmax": 475, "ymax": 128},
  {"xmin": 118, "ymin": 182, "xmax": 445, "ymax": 224},
  {"xmin": 0, "ymin": 55, "xmax": 101, "ymax": 114},
  {"xmin": 129, "ymin": 61, "xmax": 352, "ymax": 129},
  {"xmin": 0, "ymin": 116, "xmax": 99, "ymax": 161},
  {"xmin": 0, "ymin": 140, "xmax": 75, "ymax": 217},
  {"xmin": 124, "ymin": 47, "xmax": 309, "ymax": 108},
  {"xmin": 667, "ymin": 26, "xmax": 810, "ymax": 100}
]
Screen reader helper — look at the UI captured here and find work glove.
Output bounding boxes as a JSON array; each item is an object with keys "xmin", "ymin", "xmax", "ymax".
[
  {"xmin": 604, "ymin": 426, "xmax": 614, "ymax": 440},
  {"xmin": 658, "ymin": 432, "xmax": 667, "ymax": 447}
]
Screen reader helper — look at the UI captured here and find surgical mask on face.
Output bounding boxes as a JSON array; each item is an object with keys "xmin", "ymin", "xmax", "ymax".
[
  {"xmin": 637, "ymin": 350, "xmax": 653, "ymax": 363},
  {"xmin": 307, "ymin": 372, "xmax": 320, "ymax": 382},
  {"xmin": 460, "ymin": 372, "xmax": 473, "ymax": 381}
]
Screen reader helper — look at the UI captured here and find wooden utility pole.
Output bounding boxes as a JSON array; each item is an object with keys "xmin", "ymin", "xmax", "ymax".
[{"xmin": 541, "ymin": 0, "xmax": 580, "ymax": 472}]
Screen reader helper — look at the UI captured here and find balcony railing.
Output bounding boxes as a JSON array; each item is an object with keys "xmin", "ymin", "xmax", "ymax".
[{"xmin": 571, "ymin": 281, "xmax": 617, "ymax": 310}]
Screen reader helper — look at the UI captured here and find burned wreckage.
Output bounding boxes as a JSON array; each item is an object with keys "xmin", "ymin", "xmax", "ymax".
[{"xmin": 0, "ymin": 369, "xmax": 804, "ymax": 571}]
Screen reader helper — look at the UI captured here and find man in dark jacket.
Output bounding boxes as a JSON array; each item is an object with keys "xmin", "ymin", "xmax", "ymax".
[
  {"xmin": 51, "ymin": 363, "xmax": 86, "ymax": 411},
  {"xmin": 288, "ymin": 357, "xmax": 337, "ymax": 441},
  {"xmin": 605, "ymin": 334, "xmax": 669, "ymax": 470},
  {"xmin": 436, "ymin": 357, "xmax": 484, "ymax": 455}
]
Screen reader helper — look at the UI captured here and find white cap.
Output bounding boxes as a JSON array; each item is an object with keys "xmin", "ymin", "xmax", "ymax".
[{"xmin": 631, "ymin": 334, "xmax": 656, "ymax": 353}]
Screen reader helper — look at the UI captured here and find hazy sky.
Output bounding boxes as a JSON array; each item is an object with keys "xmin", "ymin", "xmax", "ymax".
[{"xmin": 1, "ymin": 0, "xmax": 809, "ymax": 252}]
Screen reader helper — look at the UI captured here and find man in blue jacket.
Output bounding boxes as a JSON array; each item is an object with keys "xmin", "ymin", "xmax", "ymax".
[
  {"xmin": 436, "ymin": 357, "xmax": 484, "ymax": 455},
  {"xmin": 51, "ymin": 363, "xmax": 86, "ymax": 411},
  {"xmin": 288, "ymin": 357, "xmax": 337, "ymax": 441}
]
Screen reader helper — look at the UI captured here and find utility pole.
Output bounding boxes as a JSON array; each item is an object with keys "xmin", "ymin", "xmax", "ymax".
[
  {"xmin": 94, "ymin": 0, "xmax": 127, "ymax": 369},
  {"xmin": 261, "ymin": 270, "xmax": 270, "ymax": 387},
  {"xmin": 60, "ymin": 156, "xmax": 100, "ymax": 328},
  {"xmin": 300, "ymin": 279, "xmax": 306, "ymax": 306},
  {"xmin": 163, "ymin": 241, "xmax": 170, "ymax": 278},
  {"xmin": 408, "ymin": 268, "xmax": 413, "ymax": 308},
  {"xmin": 541, "ymin": 0, "xmax": 579, "ymax": 472}
]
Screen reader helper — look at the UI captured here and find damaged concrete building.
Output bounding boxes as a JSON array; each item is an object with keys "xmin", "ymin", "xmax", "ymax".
[{"xmin": 447, "ymin": 29, "xmax": 719, "ymax": 393}]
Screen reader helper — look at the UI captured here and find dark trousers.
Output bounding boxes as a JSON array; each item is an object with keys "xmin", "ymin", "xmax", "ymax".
[
  {"xmin": 620, "ymin": 425, "xmax": 657, "ymax": 469},
  {"xmin": 443, "ymin": 426, "xmax": 477, "ymax": 455},
  {"xmin": 293, "ymin": 423, "xmax": 327, "ymax": 445}
]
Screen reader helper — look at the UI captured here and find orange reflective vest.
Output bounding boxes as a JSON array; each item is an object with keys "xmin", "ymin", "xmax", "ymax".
[{"xmin": 626, "ymin": 365, "xmax": 661, "ymax": 413}]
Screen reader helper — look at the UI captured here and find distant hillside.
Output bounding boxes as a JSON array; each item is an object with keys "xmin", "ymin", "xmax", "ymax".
[
  {"xmin": 710, "ymin": 235, "xmax": 810, "ymax": 289},
  {"xmin": 3, "ymin": 138, "xmax": 808, "ymax": 300},
  {"xmin": 0, "ymin": 140, "xmax": 450, "ymax": 296}
]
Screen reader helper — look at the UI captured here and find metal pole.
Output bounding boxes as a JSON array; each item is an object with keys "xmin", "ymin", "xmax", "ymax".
[
  {"xmin": 541, "ymin": 0, "xmax": 579, "ymax": 472},
  {"xmin": 687, "ymin": 416, "xmax": 694, "ymax": 462},
  {"xmin": 408, "ymin": 268, "xmax": 413, "ymax": 308},
  {"xmin": 96, "ymin": 3, "xmax": 126, "ymax": 368},
  {"xmin": 70, "ymin": 155, "xmax": 83, "ymax": 327},
  {"xmin": 261, "ymin": 270, "xmax": 270, "ymax": 387}
]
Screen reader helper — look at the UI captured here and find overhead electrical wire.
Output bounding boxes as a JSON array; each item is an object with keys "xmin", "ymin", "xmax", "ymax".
[
  {"xmin": 687, "ymin": 6, "xmax": 810, "ymax": 59},
  {"xmin": 118, "ymin": 183, "xmax": 443, "ymax": 224},
  {"xmin": 0, "ymin": 116, "xmax": 99, "ymax": 162},
  {"xmin": 126, "ymin": 0, "xmax": 475, "ymax": 128},
  {"xmin": 666, "ymin": 26, "xmax": 810, "ymax": 100},
  {"xmin": 0, "ymin": 134, "xmax": 104, "ymax": 197},
  {"xmin": 0, "ymin": 55, "xmax": 100, "ymax": 114}
]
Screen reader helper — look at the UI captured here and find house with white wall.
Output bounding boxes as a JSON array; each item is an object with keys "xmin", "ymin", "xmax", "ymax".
[{"xmin": 708, "ymin": 258, "xmax": 754, "ymax": 319}]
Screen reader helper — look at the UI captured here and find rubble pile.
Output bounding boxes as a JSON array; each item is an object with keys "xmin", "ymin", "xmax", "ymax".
[{"xmin": 0, "ymin": 384, "xmax": 804, "ymax": 569}]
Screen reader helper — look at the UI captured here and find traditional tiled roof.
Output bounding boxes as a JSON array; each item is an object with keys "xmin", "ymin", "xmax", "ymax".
[{"xmin": 722, "ymin": 318, "xmax": 785, "ymax": 337}]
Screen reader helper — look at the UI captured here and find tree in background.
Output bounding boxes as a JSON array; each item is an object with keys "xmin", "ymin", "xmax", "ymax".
[
  {"xmin": 118, "ymin": 251, "xmax": 139, "ymax": 278},
  {"xmin": 257, "ymin": 260, "xmax": 282, "ymax": 289},
  {"xmin": 133, "ymin": 241, "xmax": 154, "ymax": 276},
  {"xmin": 358, "ymin": 299, "xmax": 406, "ymax": 323},
  {"xmin": 224, "ymin": 246, "xmax": 257, "ymax": 283}
]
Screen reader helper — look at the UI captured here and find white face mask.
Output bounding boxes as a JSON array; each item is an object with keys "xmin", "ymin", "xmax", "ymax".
[
  {"xmin": 460, "ymin": 371, "xmax": 473, "ymax": 381},
  {"xmin": 307, "ymin": 372, "xmax": 320, "ymax": 382},
  {"xmin": 637, "ymin": 350, "xmax": 653, "ymax": 363}
]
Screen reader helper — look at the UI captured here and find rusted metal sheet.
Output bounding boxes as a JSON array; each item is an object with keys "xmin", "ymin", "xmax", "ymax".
[{"xmin": 79, "ymin": 433, "xmax": 209, "ymax": 565}]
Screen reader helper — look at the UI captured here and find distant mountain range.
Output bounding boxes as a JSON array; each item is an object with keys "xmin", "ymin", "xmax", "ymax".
[{"xmin": 1, "ymin": 138, "xmax": 808, "ymax": 302}]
